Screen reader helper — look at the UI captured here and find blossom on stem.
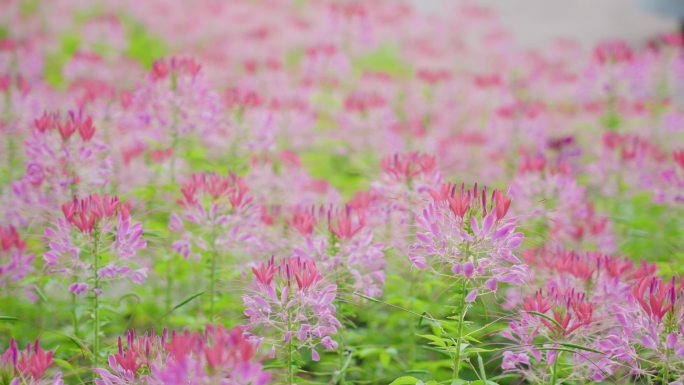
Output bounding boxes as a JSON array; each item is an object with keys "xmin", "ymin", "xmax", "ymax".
[
  {"xmin": 0, "ymin": 338, "xmax": 63, "ymax": 385},
  {"xmin": 409, "ymin": 182, "xmax": 527, "ymax": 302},
  {"xmin": 0, "ymin": 225, "xmax": 34, "ymax": 287},
  {"xmin": 43, "ymin": 194, "xmax": 147, "ymax": 295},
  {"xmin": 170, "ymin": 172, "xmax": 262, "ymax": 261},
  {"xmin": 3, "ymin": 110, "xmax": 110, "ymax": 227},
  {"xmin": 242, "ymin": 256, "xmax": 340, "ymax": 361},
  {"xmin": 94, "ymin": 326, "xmax": 270, "ymax": 385}
]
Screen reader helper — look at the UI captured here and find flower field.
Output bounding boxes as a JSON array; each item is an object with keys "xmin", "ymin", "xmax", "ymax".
[{"xmin": 1, "ymin": 1, "xmax": 684, "ymax": 384}]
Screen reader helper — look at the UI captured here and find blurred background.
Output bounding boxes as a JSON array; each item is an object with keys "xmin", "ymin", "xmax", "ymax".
[{"xmin": 411, "ymin": 0, "xmax": 679, "ymax": 48}]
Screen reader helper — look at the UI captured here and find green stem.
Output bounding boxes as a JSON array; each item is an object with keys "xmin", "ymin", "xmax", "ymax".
[
  {"xmin": 92, "ymin": 231, "xmax": 101, "ymax": 367},
  {"xmin": 453, "ymin": 279, "xmax": 468, "ymax": 380},
  {"xmin": 286, "ymin": 289, "xmax": 294, "ymax": 385},
  {"xmin": 71, "ymin": 281, "xmax": 79, "ymax": 337},
  {"xmin": 208, "ymin": 223, "xmax": 218, "ymax": 323},
  {"xmin": 165, "ymin": 257, "xmax": 173, "ymax": 312},
  {"xmin": 550, "ymin": 350, "xmax": 562, "ymax": 385}
]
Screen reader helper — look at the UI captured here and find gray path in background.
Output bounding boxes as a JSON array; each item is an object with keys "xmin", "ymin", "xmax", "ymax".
[{"xmin": 409, "ymin": 0, "xmax": 679, "ymax": 48}]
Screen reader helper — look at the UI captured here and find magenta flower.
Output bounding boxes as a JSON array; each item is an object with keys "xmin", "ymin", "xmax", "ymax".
[
  {"xmin": 409, "ymin": 183, "xmax": 527, "ymax": 302},
  {"xmin": 1, "ymin": 338, "xmax": 63, "ymax": 385},
  {"xmin": 287, "ymin": 205, "xmax": 387, "ymax": 298},
  {"xmin": 94, "ymin": 325, "xmax": 270, "ymax": 385},
  {"xmin": 170, "ymin": 172, "xmax": 260, "ymax": 261},
  {"xmin": 43, "ymin": 194, "xmax": 148, "ymax": 295},
  {"xmin": 4, "ymin": 110, "xmax": 111, "ymax": 227},
  {"xmin": 0, "ymin": 225, "xmax": 34, "ymax": 289},
  {"xmin": 242, "ymin": 256, "xmax": 340, "ymax": 362}
]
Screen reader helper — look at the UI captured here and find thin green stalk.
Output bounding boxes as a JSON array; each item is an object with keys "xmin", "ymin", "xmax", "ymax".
[
  {"xmin": 208, "ymin": 222, "xmax": 218, "ymax": 322},
  {"xmin": 453, "ymin": 279, "xmax": 468, "ymax": 380},
  {"xmin": 287, "ymin": 329, "xmax": 294, "ymax": 385},
  {"xmin": 92, "ymin": 230, "xmax": 101, "ymax": 366},
  {"xmin": 71, "ymin": 281, "xmax": 79, "ymax": 337},
  {"xmin": 286, "ymin": 286, "xmax": 294, "ymax": 385},
  {"xmin": 550, "ymin": 351, "xmax": 562, "ymax": 385},
  {"xmin": 165, "ymin": 257, "xmax": 173, "ymax": 312}
]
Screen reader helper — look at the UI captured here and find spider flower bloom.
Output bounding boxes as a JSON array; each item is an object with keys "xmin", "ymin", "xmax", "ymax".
[
  {"xmin": 43, "ymin": 194, "xmax": 147, "ymax": 295},
  {"xmin": 380, "ymin": 152, "xmax": 437, "ymax": 185},
  {"xmin": 289, "ymin": 205, "xmax": 386, "ymax": 298},
  {"xmin": 502, "ymin": 286, "xmax": 617, "ymax": 383},
  {"xmin": 409, "ymin": 183, "xmax": 527, "ymax": 301},
  {"xmin": 373, "ymin": 153, "xmax": 442, "ymax": 251},
  {"xmin": 95, "ymin": 326, "xmax": 270, "ymax": 385},
  {"xmin": 242, "ymin": 257, "xmax": 340, "ymax": 362},
  {"xmin": 653, "ymin": 149, "xmax": 684, "ymax": 205},
  {"xmin": 0, "ymin": 225, "xmax": 34, "ymax": 288},
  {"xmin": 611, "ymin": 276, "xmax": 684, "ymax": 381},
  {"xmin": 5, "ymin": 110, "xmax": 111, "ymax": 227},
  {"xmin": 121, "ymin": 57, "xmax": 222, "ymax": 158},
  {"xmin": 170, "ymin": 172, "xmax": 260, "ymax": 261},
  {"xmin": 0, "ymin": 338, "xmax": 63, "ymax": 385}
]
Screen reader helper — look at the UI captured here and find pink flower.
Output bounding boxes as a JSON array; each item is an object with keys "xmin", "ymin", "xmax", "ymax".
[
  {"xmin": 243, "ymin": 257, "xmax": 340, "ymax": 360},
  {"xmin": 1, "ymin": 338, "xmax": 63, "ymax": 385},
  {"xmin": 95, "ymin": 326, "xmax": 270, "ymax": 385},
  {"xmin": 0, "ymin": 225, "xmax": 34, "ymax": 287},
  {"xmin": 43, "ymin": 194, "xmax": 147, "ymax": 295}
]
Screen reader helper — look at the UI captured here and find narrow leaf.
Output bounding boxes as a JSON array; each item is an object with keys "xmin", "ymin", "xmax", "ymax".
[
  {"xmin": 172, "ymin": 291, "xmax": 205, "ymax": 312},
  {"xmin": 559, "ymin": 342, "xmax": 605, "ymax": 355}
]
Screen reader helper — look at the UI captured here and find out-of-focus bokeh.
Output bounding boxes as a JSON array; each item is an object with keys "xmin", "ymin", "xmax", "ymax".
[{"xmin": 411, "ymin": 0, "xmax": 678, "ymax": 47}]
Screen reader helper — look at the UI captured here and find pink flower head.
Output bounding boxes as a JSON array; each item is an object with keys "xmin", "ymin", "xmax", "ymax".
[
  {"xmin": 1, "ymin": 338, "xmax": 61, "ymax": 383},
  {"xmin": 632, "ymin": 276, "xmax": 679, "ymax": 322},
  {"xmin": 0, "ymin": 225, "xmax": 34, "ymax": 286},
  {"xmin": 243, "ymin": 256, "xmax": 340, "ymax": 360},
  {"xmin": 61, "ymin": 194, "xmax": 123, "ymax": 234},
  {"xmin": 45, "ymin": 195, "xmax": 147, "ymax": 294},
  {"xmin": 287, "ymin": 206, "xmax": 317, "ymax": 237},
  {"xmin": 328, "ymin": 205, "xmax": 365, "ymax": 240},
  {"xmin": 380, "ymin": 152, "xmax": 436, "ymax": 183},
  {"xmin": 96, "ymin": 326, "xmax": 269, "ymax": 385}
]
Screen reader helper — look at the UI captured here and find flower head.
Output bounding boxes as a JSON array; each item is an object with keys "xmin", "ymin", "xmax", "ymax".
[{"xmin": 243, "ymin": 257, "xmax": 340, "ymax": 361}]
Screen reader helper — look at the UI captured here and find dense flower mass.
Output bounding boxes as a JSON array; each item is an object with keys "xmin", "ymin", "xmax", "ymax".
[
  {"xmin": 409, "ymin": 183, "xmax": 527, "ymax": 301},
  {"xmin": 0, "ymin": 339, "xmax": 63, "ymax": 385},
  {"xmin": 1, "ymin": 0, "xmax": 684, "ymax": 384},
  {"xmin": 0, "ymin": 225, "xmax": 33, "ymax": 289},
  {"xmin": 242, "ymin": 257, "xmax": 340, "ymax": 362},
  {"xmin": 95, "ymin": 325, "xmax": 270, "ymax": 385},
  {"xmin": 43, "ymin": 194, "xmax": 147, "ymax": 295}
]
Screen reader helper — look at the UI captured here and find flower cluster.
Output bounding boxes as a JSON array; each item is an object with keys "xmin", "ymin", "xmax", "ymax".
[
  {"xmin": 242, "ymin": 256, "xmax": 340, "ymax": 361},
  {"xmin": 4, "ymin": 110, "xmax": 111, "ymax": 227},
  {"xmin": 289, "ymin": 205, "xmax": 387, "ymax": 298},
  {"xmin": 503, "ymin": 247, "xmax": 684, "ymax": 382},
  {"xmin": 0, "ymin": 339, "xmax": 63, "ymax": 385},
  {"xmin": 409, "ymin": 183, "xmax": 527, "ymax": 302},
  {"xmin": 43, "ymin": 194, "xmax": 147, "ymax": 295},
  {"xmin": 95, "ymin": 325, "xmax": 270, "ymax": 385},
  {"xmin": 170, "ymin": 172, "xmax": 260, "ymax": 262},
  {"xmin": 0, "ymin": 225, "xmax": 33, "ymax": 289}
]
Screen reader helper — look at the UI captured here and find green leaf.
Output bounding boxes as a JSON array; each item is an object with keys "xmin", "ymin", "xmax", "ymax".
[
  {"xmin": 389, "ymin": 376, "xmax": 422, "ymax": 385},
  {"xmin": 477, "ymin": 353, "xmax": 487, "ymax": 382},
  {"xmin": 526, "ymin": 311, "xmax": 564, "ymax": 331},
  {"xmin": 172, "ymin": 291, "xmax": 205, "ymax": 312},
  {"xmin": 418, "ymin": 334, "xmax": 448, "ymax": 348},
  {"xmin": 559, "ymin": 342, "xmax": 605, "ymax": 355},
  {"xmin": 0, "ymin": 315, "xmax": 18, "ymax": 321}
]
